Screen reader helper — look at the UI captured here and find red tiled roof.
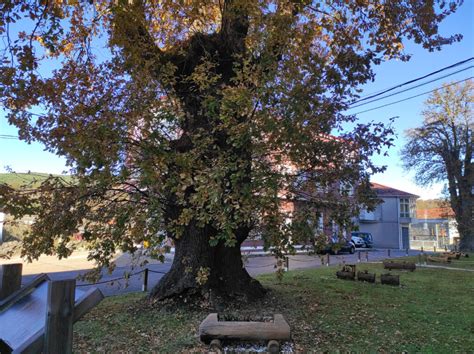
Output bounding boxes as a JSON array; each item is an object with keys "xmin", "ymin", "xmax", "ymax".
[
  {"xmin": 416, "ymin": 208, "xmax": 455, "ymax": 219},
  {"xmin": 370, "ymin": 182, "xmax": 419, "ymax": 198}
]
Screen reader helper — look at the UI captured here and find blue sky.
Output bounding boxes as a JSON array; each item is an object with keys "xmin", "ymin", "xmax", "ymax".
[{"xmin": 1, "ymin": 2, "xmax": 473, "ymax": 199}]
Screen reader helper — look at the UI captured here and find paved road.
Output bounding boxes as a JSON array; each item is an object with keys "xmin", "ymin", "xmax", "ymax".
[{"xmin": 20, "ymin": 249, "xmax": 421, "ymax": 297}]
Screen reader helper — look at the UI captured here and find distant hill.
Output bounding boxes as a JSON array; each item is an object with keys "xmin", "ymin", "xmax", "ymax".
[
  {"xmin": 416, "ymin": 199, "xmax": 449, "ymax": 210},
  {"xmin": 416, "ymin": 198, "xmax": 454, "ymax": 220},
  {"xmin": 0, "ymin": 172, "xmax": 72, "ymax": 189}
]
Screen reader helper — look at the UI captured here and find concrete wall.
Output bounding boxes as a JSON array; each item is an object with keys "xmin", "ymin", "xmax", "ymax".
[{"xmin": 358, "ymin": 197, "xmax": 401, "ymax": 249}]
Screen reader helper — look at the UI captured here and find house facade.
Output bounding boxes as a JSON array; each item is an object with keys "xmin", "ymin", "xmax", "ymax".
[
  {"xmin": 356, "ymin": 183, "xmax": 418, "ymax": 249},
  {"xmin": 410, "ymin": 207, "xmax": 459, "ymax": 250}
]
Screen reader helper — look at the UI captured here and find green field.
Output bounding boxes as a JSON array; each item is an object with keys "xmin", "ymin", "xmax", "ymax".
[
  {"xmin": 74, "ymin": 259, "xmax": 474, "ymax": 352},
  {"xmin": 0, "ymin": 172, "xmax": 72, "ymax": 189}
]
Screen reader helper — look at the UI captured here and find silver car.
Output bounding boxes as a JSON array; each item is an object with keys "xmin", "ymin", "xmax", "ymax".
[{"xmin": 351, "ymin": 235, "xmax": 366, "ymax": 248}]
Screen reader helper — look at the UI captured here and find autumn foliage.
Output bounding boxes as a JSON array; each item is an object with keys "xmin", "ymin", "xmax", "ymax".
[{"xmin": 0, "ymin": 0, "xmax": 462, "ymax": 300}]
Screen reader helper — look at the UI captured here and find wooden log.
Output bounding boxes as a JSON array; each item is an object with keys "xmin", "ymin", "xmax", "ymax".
[
  {"xmin": 336, "ymin": 264, "xmax": 356, "ymax": 280},
  {"xmin": 383, "ymin": 261, "xmax": 416, "ymax": 271},
  {"xmin": 443, "ymin": 252, "xmax": 461, "ymax": 260},
  {"xmin": 0, "ymin": 264, "xmax": 22, "ymax": 301},
  {"xmin": 380, "ymin": 273, "xmax": 400, "ymax": 286},
  {"xmin": 427, "ymin": 256, "xmax": 451, "ymax": 263},
  {"xmin": 336, "ymin": 271, "xmax": 355, "ymax": 280},
  {"xmin": 199, "ymin": 313, "xmax": 290, "ymax": 343},
  {"xmin": 357, "ymin": 270, "xmax": 375, "ymax": 283},
  {"xmin": 44, "ymin": 279, "xmax": 76, "ymax": 354}
]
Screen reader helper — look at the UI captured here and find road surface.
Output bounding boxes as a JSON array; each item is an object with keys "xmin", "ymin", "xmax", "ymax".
[{"xmin": 14, "ymin": 249, "xmax": 421, "ymax": 297}]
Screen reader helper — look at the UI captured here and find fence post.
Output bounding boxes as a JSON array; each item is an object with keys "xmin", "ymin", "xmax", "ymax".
[
  {"xmin": 44, "ymin": 279, "xmax": 76, "ymax": 354},
  {"xmin": 365, "ymin": 251, "xmax": 369, "ymax": 262},
  {"xmin": 387, "ymin": 249, "xmax": 391, "ymax": 257},
  {"xmin": 142, "ymin": 268, "xmax": 149, "ymax": 292},
  {"xmin": 284, "ymin": 257, "xmax": 289, "ymax": 272},
  {"xmin": 358, "ymin": 251, "xmax": 361, "ymax": 263},
  {"xmin": 0, "ymin": 264, "xmax": 22, "ymax": 300},
  {"xmin": 434, "ymin": 246, "xmax": 436, "ymax": 253},
  {"xmin": 325, "ymin": 253, "xmax": 330, "ymax": 266},
  {"xmin": 405, "ymin": 247, "xmax": 409, "ymax": 256}
]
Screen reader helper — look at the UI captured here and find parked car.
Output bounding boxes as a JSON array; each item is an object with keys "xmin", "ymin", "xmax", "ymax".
[
  {"xmin": 351, "ymin": 232, "xmax": 374, "ymax": 248},
  {"xmin": 319, "ymin": 236, "xmax": 356, "ymax": 254},
  {"xmin": 351, "ymin": 235, "xmax": 366, "ymax": 248}
]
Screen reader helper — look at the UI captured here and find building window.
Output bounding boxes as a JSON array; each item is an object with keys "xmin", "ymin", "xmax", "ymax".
[{"xmin": 400, "ymin": 198, "xmax": 415, "ymax": 218}]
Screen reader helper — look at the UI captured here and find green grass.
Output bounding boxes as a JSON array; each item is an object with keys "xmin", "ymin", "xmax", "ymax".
[
  {"xmin": 74, "ymin": 261, "xmax": 474, "ymax": 352},
  {"xmin": 0, "ymin": 172, "xmax": 72, "ymax": 189}
]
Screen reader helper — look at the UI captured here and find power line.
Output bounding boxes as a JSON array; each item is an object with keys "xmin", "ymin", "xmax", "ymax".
[
  {"xmin": 349, "ymin": 57, "xmax": 474, "ymax": 106},
  {"xmin": 0, "ymin": 134, "xmax": 18, "ymax": 140},
  {"xmin": 352, "ymin": 77, "xmax": 473, "ymax": 115},
  {"xmin": 349, "ymin": 65, "xmax": 473, "ymax": 109}
]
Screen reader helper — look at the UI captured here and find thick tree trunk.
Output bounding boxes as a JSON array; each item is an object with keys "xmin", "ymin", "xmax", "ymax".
[
  {"xmin": 458, "ymin": 224, "xmax": 474, "ymax": 252},
  {"xmin": 149, "ymin": 223, "xmax": 266, "ymax": 301},
  {"xmin": 459, "ymin": 233, "xmax": 474, "ymax": 251},
  {"xmin": 453, "ymin": 188, "xmax": 473, "ymax": 252}
]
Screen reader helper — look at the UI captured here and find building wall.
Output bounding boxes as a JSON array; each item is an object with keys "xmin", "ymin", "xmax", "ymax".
[
  {"xmin": 359, "ymin": 221, "xmax": 400, "ymax": 248},
  {"xmin": 358, "ymin": 197, "xmax": 403, "ymax": 249}
]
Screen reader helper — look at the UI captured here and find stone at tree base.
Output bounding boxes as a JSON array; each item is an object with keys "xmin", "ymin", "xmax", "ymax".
[
  {"xmin": 209, "ymin": 338, "xmax": 222, "ymax": 353},
  {"xmin": 267, "ymin": 340, "xmax": 280, "ymax": 353}
]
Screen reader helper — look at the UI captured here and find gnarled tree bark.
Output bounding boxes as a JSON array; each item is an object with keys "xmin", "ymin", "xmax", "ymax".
[{"xmin": 114, "ymin": 0, "xmax": 268, "ymax": 300}]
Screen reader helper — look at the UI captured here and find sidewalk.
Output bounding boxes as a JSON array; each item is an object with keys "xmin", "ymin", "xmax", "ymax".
[{"xmin": 1, "ymin": 251, "xmax": 97, "ymax": 275}]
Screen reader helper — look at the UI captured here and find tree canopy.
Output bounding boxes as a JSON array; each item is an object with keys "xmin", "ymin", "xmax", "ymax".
[
  {"xmin": 0, "ymin": 0, "xmax": 463, "ymax": 299},
  {"xmin": 402, "ymin": 80, "xmax": 473, "ymax": 251}
]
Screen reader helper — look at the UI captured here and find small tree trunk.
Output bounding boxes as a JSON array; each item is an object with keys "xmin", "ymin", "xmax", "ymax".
[{"xmin": 149, "ymin": 223, "xmax": 266, "ymax": 301}]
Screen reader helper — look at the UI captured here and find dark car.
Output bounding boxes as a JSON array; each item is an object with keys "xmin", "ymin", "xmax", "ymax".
[
  {"xmin": 351, "ymin": 232, "xmax": 374, "ymax": 248},
  {"xmin": 320, "ymin": 236, "xmax": 356, "ymax": 254}
]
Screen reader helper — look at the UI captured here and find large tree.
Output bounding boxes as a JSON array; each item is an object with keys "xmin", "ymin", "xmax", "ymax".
[
  {"xmin": 402, "ymin": 80, "xmax": 473, "ymax": 251},
  {"xmin": 0, "ymin": 1, "xmax": 462, "ymax": 301}
]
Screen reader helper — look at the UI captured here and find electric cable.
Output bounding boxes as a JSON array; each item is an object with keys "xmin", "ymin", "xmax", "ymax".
[
  {"xmin": 349, "ymin": 57, "xmax": 474, "ymax": 105},
  {"xmin": 352, "ymin": 77, "xmax": 473, "ymax": 115},
  {"xmin": 349, "ymin": 65, "xmax": 473, "ymax": 109}
]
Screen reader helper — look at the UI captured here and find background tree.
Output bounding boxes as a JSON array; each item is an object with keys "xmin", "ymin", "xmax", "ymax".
[
  {"xmin": 402, "ymin": 80, "xmax": 473, "ymax": 251},
  {"xmin": 0, "ymin": 1, "xmax": 462, "ymax": 301}
]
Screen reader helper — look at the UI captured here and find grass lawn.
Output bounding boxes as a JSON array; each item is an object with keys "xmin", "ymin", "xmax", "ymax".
[{"xmin": 74, "ymin": 260, "xmax": 474, "ymax": 352}]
